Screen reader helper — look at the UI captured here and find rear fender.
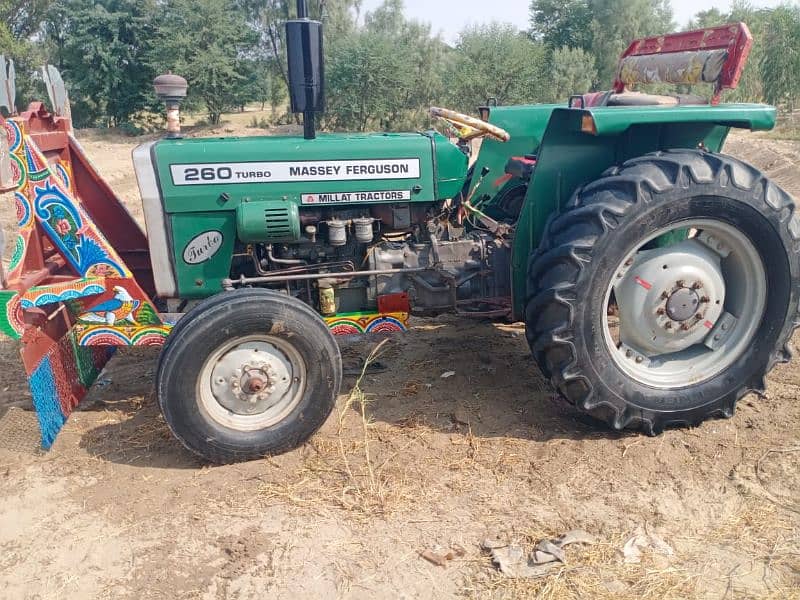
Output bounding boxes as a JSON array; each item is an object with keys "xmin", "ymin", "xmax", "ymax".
[{"xmin": 510, "ymin": 103, "xmax": 777, "ymax": 318}]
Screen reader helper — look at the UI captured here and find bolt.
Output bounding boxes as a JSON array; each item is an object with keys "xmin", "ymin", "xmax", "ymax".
[
  {"xmin": 656, "ymin": 308, "xmax": 666, "ymax": 316},
  {"xmin": 700, "ymin": 296, "xmax": 710, "ymax": 303},
  {"xmin": 695, "ymin": 313, "xmax": 703, "ymax": 320},
  {"xmin": 232, "ymin": 381, "xmax": 240, "ymax": 389},
  {"xmin": 665, "ymin": 322, "xmax": 673, "ymax": 330},
  {"xmin": 626, "ymin": 349, "xmax": 633, "ymax": 358},
  {"xmin": 625, "ymin": 258, "xmax": 634, "ymax": 266},
  {"xmin": 676, "ymin": 280, "xmax": 685, "ymax": 288},
  {"xmin": 722, "ymin": 323, "xmax": 729, "ymax": 331},
  {"xmin": 635, "ymin": 356, "xmax": 644, "ymax": 364},
  {"xmin": 247, "ymin": 379, "xmax": 266, "ymax": 393},
  {"xmin": 616, "ymin": 273, "xmax": 623, "ymax": 279},
  {"xmin": 692, "ymin": 282, "xmax": 702, "ymax": 290},
  {"xmin": 661, "ymin": 292, "xmax": 670, "ymax": 300}
]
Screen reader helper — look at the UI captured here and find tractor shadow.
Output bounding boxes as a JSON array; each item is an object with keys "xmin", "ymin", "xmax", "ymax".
[
  {"xmin": 78, "ymin": 347, "xmax": 201, "ymax": 469},
  {"xmin": 79, "ymin": 315, "xmax": 628, "ymax": 470},
  {"xmin": 340, "ymin": 315, "xmax": 631, "ymax": 445}
]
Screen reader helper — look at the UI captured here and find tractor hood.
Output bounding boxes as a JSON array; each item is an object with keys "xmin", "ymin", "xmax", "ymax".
[{"xmin": 142, "ymin": 130, "xmax": 468, "ymax": 214}]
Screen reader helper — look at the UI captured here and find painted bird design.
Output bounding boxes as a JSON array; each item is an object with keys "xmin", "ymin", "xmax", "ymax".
[{"xmin": 79, "ymin": 286, "xmax": 140, "ymax": 325}]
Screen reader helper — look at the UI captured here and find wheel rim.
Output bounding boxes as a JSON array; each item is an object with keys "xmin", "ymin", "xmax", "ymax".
[
  {"xmin": 602, "ymin": 219, "xmax": 767, "ymax": 389},
  {"xmin": 197, "ymin": 334, "xmax": 307, "ymax": 431}
]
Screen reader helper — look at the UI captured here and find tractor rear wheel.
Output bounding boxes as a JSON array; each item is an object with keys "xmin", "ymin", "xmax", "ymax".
[
  {"xmin": 156, "ymin": 289, "xmax": 341, "ymax": 463},
  {"xmin": 526, "ymin": 150, "xmax": 800, "ymax": 434}
]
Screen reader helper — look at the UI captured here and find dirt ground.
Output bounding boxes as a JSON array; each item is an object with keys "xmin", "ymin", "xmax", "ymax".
[{"xmin": 0, "ymin": 121, "xmax": 799, "ymax": 600}]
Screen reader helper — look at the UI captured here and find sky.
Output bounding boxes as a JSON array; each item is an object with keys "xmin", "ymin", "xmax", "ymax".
[{"xmin": 359, "ymin": 0, "xmax": 791, "ymax": 44}]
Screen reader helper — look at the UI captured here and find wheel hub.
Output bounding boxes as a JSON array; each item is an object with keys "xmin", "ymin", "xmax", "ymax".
[
  {"xmin": 233, "ymin": 361, "xmax": 278, "ymax": 402},
  {"xmin": 210, "ymin": 343, "xmax": 296, "ymax": 417},
  {"xmin": 665, "ymin": 287, "xmax": 700, "ymax": 322},
  {"xmin": 614, "ymin": 239, "xmax": 726, "ymax": 357}
]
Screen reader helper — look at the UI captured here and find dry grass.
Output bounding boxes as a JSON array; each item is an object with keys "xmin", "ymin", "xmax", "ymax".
[
  {"xmin": 259, "ymin": 340, "xmax": 433, "ymax": 518},
  {"xmin": 460, "ymin": 493, "xmax": 800, "ymax": 600}
]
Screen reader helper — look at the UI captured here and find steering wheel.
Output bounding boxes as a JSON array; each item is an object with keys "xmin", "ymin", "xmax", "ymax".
[{"xmin": 430, "ymin": 107, "xmax": 511, "ymax": 143}]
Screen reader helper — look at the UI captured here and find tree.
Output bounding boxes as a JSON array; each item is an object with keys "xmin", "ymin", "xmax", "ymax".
[
  {"xmin": 324, "ymin": 0, "xmax": 445, "ymax": 131},
  {"xmin": 48, "ymin": 0, "xmax": 157, "ymax": 127},
  {"xmin": 726, "ymin": 1, "xmax": 770, "ymax": 103},
  {"xmin": 546, "ymin": 46, "xmax": 597, "ymax": 102},
  {"xmin": 444, "ymin": 23, "xmax": 549, "ymax": 114},
  {"xmin": 0, "ymin": 0, "xmax": 53, "ymax": 39},
  {"xmin": 0, "ymin": 0, "xmax": 53, "ymax": 111},
  {"xmin": 760, "ymin": 5, "xmax": 800, "ymax": 110},
  {"xmin": 529, "ymin": 0, "xmax": 592, "ymax": 50},
  {"xmin": 152, "ymin": 0, "xmax": 258, "ymax": 125},
  {"xmin": 590, "ymin": 0, "xmax": 674, "ymax": 87},
  {"xmin": 236, "ymin": 0, "xmax": 360, "ymax": 121},
  {"xmin": 686, "ymin": 8, "xmax": 727, "ymax": 30}
]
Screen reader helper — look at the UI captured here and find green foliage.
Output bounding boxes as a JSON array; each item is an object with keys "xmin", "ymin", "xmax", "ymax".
[
  {"xmin": 0, "ymin": 0, "xmax": 50, "ymax": 110},
  {"xmin": 152, "ymin": 0, "xmax": 258, "ymax": 125},
  {"xmin": 529, "ymin": 0, "xmax": 592, "ymax": 50},
  {"xmin": 444, "ymin": 23, "xmax": 549, "ymax": 114},
  {"xmin": 686, "ymin": 8, "xmax": 727, "ymax": 30},
  {"xmin": 324, "ymin": 0, "xmax": 445, "ymax": 131},
  {"xmin": 49, "ymin": 0, "xmax": 157, "ymax": 127},
  {"xmin": 546, "ymin": 46, "xmax": 597, "ymax": 102},
  {"xmin": 0, "ymin": 0, "xmax": 796, "ymax": 132},
  {"xmin": 529, "ymin": 0, "xmax": 673, "ymax": 88},
  {"xmin": 590, "ymin": 0, "xmax": 674, "ymax": 87},
  {"xmin": 759, "ymin": 5, "xmax": 800, "ymax": 110}
]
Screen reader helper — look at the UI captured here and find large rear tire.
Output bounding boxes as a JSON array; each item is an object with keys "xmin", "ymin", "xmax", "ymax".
[
  {"xmin": 157, "ymin": 289, "xmax": 342, "ymax": 463},
  {"xmin": 526, "ymin": 150, "xmax": 800, "ymax": 434}
]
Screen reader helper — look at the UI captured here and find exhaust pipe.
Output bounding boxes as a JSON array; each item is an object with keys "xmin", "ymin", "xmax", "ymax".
[{"xmin": 286, "ymin": 0, "xmax": 325, "ymax": 140}]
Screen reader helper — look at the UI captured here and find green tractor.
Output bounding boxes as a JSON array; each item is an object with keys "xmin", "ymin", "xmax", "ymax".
[{"xmin": 2, "ymin": 8, "xmax": 798, "ymax": 464}]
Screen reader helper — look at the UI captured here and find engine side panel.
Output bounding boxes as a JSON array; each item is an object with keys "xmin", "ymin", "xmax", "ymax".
[{"xmin": 145, "ymin": 131, "xmax": 469, "ymax": 299}]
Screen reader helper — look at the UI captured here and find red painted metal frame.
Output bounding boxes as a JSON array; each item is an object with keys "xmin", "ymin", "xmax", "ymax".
[
  {"xmin": 613, "ymin": 22, "xmax": 753, "ymax": 105},
  {"xmin": 20, "ymin": 103, "xmax": 156, "ymax": 296},
  {"xmin": 0, "ymin": 104, "xmax": 165, "ymax": 447}
]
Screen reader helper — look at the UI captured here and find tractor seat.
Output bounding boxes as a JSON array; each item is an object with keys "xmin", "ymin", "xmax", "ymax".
[
  {"xmin": 579, "ymin": 91, "xmax": 708, "ymax": 108},
  {"xmin": 504, "ymin": 155, "xmax": 537, "ymax": 181}
]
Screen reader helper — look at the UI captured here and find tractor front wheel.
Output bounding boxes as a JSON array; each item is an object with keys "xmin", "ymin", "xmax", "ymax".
[
  {"xmin": 526, "ymin": 150, "xmax": 800, "ymax": 434},
  {"xmin": 156, "ymin": 289, "xmax": 342, "ymax": 463}
]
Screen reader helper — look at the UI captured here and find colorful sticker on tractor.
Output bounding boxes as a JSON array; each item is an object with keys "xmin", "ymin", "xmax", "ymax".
[
  {"xmin": 325, "ymin": 312, "xmax": 409, "ymax": 336},
  {"xmin": 75, "ymin": 324, "xmax": 172, "ymax": 347},
  {"xmin": 4, "ymin": 119, "xmax": 21, "ymax": 153},
  {"xmin": 21, "ymin": 277, "xmax": 107, "ymax": 309},
  {"xmin": 33, "ymin": 181, "xmax": 127, "ymax": 277},
  {"xmin": 0, "ymin": 291, "xmax": 24, "ymax": 340},
  {"xmin": 55, "ymin": 162, "xmax": 72, "ymax": 192}
]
